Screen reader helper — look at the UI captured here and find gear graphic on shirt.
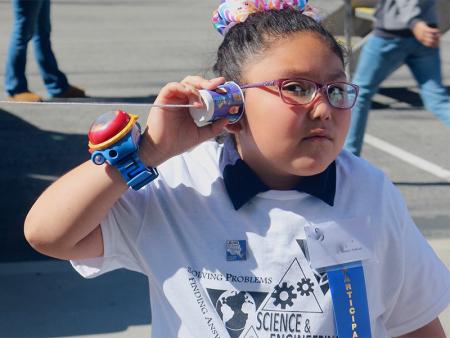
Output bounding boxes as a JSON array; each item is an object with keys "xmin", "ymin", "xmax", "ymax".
[
  {"xmin": 271, "ymin": 282, "xmax": 297, "ymax": 309},
  {"xmin": 297, "ymin": 278, "xmax": 314, "ymax": 296}
]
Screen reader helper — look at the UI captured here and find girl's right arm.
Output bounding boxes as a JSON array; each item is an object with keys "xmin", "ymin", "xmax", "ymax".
[
  {"xmin": 24, "ymin": 78, "xmax": 228, "ymax": 261},
  {"xmin": 24, "ymin": 161, "xmax": 128, "ymax": 260}
]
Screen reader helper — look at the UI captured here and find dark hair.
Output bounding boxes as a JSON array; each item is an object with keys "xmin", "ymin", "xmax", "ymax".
[{"xmin": 213, "ymin": 8, "xmax": 345, "ymax": 83}]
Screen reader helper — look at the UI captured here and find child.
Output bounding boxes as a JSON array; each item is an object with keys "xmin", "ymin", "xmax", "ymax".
[{"xmin": 24, "ymin": 1, "xmax": 449, "ymax": 337}]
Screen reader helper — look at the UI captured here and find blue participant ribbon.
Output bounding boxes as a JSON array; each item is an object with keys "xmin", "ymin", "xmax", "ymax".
[{"xmin": 327, "ymin": 261, "xmax": 372, "ymax": 338}]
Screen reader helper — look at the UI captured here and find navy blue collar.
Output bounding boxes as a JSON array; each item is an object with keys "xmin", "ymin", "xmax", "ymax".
[{"xmin": 220, "ymin": 136, "xmax": 336, "ymax": 210}]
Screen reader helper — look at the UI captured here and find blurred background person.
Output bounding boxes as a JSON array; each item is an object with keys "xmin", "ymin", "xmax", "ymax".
[
  {"xmin": 5, "ymin": 0, "xmax": 86, "ymax": 102},
  {"xmin": 345, "ymin": 0, "xmax": 450, "ymax": 156}
]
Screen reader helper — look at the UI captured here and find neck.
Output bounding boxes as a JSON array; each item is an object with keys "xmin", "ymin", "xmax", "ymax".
[{"xmin": 235, "ymin": 138, "xmax": 302, "ymax": 190}]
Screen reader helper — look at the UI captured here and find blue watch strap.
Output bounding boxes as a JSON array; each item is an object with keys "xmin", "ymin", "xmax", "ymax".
[{"xmin": 116, "ymin": 151, "xmax": 159, "ymax": 190}]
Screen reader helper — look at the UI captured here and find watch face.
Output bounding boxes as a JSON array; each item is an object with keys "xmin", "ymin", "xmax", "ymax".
[{"xmin": 88, "ymin": 110, "xmax": 130, "ymax": 145}]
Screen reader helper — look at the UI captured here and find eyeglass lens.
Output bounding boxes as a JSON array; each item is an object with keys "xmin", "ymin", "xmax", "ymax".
[{"xmin": 280, "ymin": 80, "xmax": 357, "ymax": 108}]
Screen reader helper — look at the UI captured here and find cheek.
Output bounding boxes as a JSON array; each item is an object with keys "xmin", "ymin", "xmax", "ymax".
[
  {"xmin": 245, "ymin": 112, "xmax": 305, "ymax": 166},
  {"xmin": 244, "ymin": 91, "xmax": 301, "ymax": 134},
  {"xmin": 244, "ymin": 93, "xmax": 274, "ymax": 134},
  {"xmin": 337, "ymin": 109, "xmax": 351, "ymax": 139},
  {"xmin": 246, "ymin": 106, "xmax": 299, "ymax": 148}
]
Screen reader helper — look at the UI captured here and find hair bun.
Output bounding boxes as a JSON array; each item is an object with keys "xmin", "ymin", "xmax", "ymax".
[{"xmin": 212, "ymin": 0, "xmax": 321, "ymax": 35}]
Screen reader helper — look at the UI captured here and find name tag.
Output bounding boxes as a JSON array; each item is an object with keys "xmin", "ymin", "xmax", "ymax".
[{"xmin": 304, "ymin": 217, "xmax": 373, "ymax": 270}]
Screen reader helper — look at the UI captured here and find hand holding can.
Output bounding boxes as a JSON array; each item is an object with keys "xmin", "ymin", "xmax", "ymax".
[{"xmin": 189, "ymin": 81, "xmax": 245, "ymax": 127}]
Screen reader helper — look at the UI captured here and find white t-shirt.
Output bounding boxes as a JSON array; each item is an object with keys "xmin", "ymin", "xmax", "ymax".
[{"xmin": 72, "ymin": 140, "xmax": 450, "ymax": 338}]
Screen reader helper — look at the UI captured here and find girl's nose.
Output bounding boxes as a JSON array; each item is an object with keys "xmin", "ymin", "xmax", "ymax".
[{"xmin": 309, "ymin": 94, "xmax": 332, "ymax": 121}]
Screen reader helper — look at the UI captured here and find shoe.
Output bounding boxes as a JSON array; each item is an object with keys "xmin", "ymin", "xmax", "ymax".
[
  {"xmin": 8, "ymin": 91, "xmax": 43, "ymax": 102},
  {"xmin": 54, "ymin": 85, "xmax": 86, "ymax": 98}
]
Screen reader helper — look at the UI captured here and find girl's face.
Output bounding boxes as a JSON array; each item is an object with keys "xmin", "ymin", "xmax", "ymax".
[{"xmin": 231, "ymin": 32, "xmax": 351, "ymax": 190}]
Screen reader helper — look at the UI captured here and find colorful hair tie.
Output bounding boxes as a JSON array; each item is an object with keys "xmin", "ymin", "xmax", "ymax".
[{"xmin": 212, "ymin": 0, "xmax": 321, "ymax": 35}]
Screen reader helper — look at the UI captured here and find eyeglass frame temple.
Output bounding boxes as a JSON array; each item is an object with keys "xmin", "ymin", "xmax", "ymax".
[
  {"xmin": 240, "ymin": 79, "xmax": 359, "ymax": 108},
  {"xmin": 240, "ymin": 80, "xmax": 279, "ymax": 89},
  {"xmin": 241, "ymin": 79, "xmax": 359, "ymax": 94}
]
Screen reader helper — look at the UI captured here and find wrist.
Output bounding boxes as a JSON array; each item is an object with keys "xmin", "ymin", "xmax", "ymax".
[
  {"xmin": 138, "ymin": 127, "xmax": 170, "ymax": 168},
  {"xmin": 88, "ymin": 110, "xmax": 159, "ymax": 190},
  {"xmin": 103, "ymin": 161, "xmax": 129, "ymax": 189},
  {"xmin": 409, "ymin": 19, "xmax": 423, "ymax": 31}
]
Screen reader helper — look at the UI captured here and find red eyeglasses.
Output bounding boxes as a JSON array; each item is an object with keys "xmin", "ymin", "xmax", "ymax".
[{"xmin": 240, "ymin": 78, "xmax": 359, "ymax": 109}]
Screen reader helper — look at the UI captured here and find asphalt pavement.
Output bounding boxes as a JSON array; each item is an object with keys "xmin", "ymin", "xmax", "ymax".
[{"xmin": 0, "ymin": 1, "xmax": 449, "ymax": 337}]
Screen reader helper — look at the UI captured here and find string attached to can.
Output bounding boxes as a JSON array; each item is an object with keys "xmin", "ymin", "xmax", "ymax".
[
  {"xmin": 0, "ymin": 81, "xmax": 247, "ymax": 126},
  {"xmin": 0, "ymin": 100, "xmax": 195, "ymax": 108}
]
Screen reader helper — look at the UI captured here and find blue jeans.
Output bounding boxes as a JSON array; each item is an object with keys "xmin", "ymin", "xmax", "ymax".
[
  {"xmin": 4, "ymin": 0, "xmax": 68, "ymax": 97},
  {"xmin": 345, "ymin": 34, "xmax": 450, "ymax": 156}
]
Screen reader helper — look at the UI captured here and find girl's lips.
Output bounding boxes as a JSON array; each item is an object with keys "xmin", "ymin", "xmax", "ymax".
[{"xmin": 303, "ymin": 130, "xmax": 332, "ymax": 141}]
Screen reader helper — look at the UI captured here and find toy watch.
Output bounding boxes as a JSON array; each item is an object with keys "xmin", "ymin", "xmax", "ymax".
[{"xmin": 88, "ymin": 110, "xmax": 158, "ymax": 190}]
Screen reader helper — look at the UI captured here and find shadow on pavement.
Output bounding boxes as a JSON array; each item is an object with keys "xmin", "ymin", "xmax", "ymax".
[
  {"xmin": 0, "ymin": 108, "xmax": 88, "ymax": 262},
  {"xmin": 0, "ymin": 108, "xmax": 151, "ymax": 336},
  {"xmin": 0, "ymin": 261, "xmax": 151, "ymax": 337},
  {"xmin": 394, "ymin": 181, "xmax": 450, "ymax": 186},
  {"xmin": 372, "ymin": 85, "xmax": 450, "ymax": 110},
  {"xmin": 0, "ymin": 96, "xmax": 156, "ymax": 263}
]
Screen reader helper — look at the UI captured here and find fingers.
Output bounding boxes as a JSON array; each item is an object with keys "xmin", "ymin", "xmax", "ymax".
[
  {"xmin": 413, "ymin": 22, "xmax": 441, "ymax": 48},
  {"xmin": 424, "ymin": 27, "xmax": 440, "ymax": 47},
  {"xmin": 153, "ymin": 81, "xmax": 202, "ymax": 106},
  {"xmin": 154, "ymin": 77, "xmax": 227, "ymax": 107},
  {"xmin": 421, "ymin": 34, "xmax": 440, "ymax": 48},
  {"xmin": 148, "ymin": 78, "xmax": 229, "ymax": 143},
  {"xmin": 197, "ymin": 118, "xmax": 229, "ymax": 143},
  {"xmin": 181, "ymin": 76, "xmax": 226, "ymax": 90}
]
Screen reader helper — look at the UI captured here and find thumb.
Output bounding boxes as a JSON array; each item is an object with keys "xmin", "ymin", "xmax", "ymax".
[{"xmin": 197, "ymin": 119, "xmax": 229, "ymax": 143}]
